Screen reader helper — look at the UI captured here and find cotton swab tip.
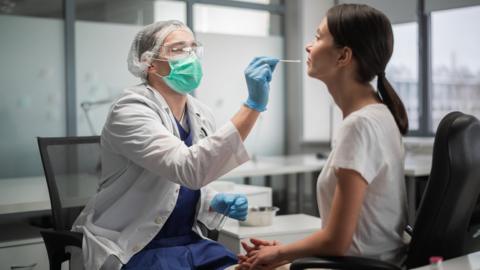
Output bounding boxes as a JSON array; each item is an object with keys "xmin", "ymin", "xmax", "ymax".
[{"xmin": 278, "ymin": 59, "xmax": 301, "ymax": 63}]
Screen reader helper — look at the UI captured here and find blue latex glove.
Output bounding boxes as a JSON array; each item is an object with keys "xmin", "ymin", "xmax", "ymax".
[
  {"xmin": 244, "ymin": 56, "xmax": 279, "ymax": 112},
  {"xmin": 210, "ymin": 193, "xmax": 248, "ymax": 221}
]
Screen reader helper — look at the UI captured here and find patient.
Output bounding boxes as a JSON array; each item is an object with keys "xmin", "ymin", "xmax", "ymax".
[{"xmin": 238, "ymin": 3, "xmax": 409, "ymax": 269}]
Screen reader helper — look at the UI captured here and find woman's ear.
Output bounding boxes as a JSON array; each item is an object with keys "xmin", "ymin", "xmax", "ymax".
[{"xmin": 336, "ymin": 46, "xmax": 353, "ymax": 67}]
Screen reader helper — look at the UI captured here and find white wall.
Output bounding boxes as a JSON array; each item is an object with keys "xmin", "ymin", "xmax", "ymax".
[
  {"xmin": 75, "ymin": 21, "xmax": 140, "ymax": 136},
  {"xmin": 339, "ymin": 0, "xmax": 417, "ymax": 24},
  {"xmin": 425, "ymin": 0, "xmax": 480, "ymax": 13},
  {"xmin": 196, "ymin": 33, "xmax": 285, "ymax": 156},
  {"xmin": 284, "ymin": 0, "xmax": 336, "ymax": 154},
  {"xmin": 300, "ymin": 0, "xmax": 336, "ymax": 143},
  {"xmin": 194, "ymin": 5, "xmax": 270, "ymax": 36}
]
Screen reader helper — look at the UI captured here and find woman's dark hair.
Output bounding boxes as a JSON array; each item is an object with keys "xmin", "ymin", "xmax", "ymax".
[{"xmin": 327, "ymin": 4, "xmax": 409, "ymax": 135}]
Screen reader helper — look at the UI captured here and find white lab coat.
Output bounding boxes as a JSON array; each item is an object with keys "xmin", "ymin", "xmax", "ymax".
[{"xmin": 70, "ymin": 83, "xmax": 250, "ymax": 270}]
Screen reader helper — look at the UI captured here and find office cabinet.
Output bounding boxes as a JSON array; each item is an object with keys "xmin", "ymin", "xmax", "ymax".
[{"xmin": 0, "ymin": 238, "xmax": 48, "ymax": 270}]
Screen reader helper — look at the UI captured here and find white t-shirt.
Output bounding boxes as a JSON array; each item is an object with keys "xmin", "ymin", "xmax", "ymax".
[{"xmin": 317, "ymin": 103, "xmax": 408, "ymax": 264}]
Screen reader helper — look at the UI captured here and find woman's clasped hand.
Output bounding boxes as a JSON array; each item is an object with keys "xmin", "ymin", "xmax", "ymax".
[{"xmin": 235, "ymin": 238, "xmax": 290, "ymax": 270}]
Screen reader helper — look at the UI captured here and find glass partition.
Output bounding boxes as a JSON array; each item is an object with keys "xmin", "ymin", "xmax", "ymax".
[{"xmin": 0, "ymin": 0, "xmax": 65, "ymax": 179}]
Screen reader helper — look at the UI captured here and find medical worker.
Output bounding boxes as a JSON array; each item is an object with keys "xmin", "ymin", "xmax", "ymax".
[
  {"xmin": 71, "ymin": 20, "xmax": 279, "ymax": 270},
  {"xmin": 239, "ymin": 4, "xmax": 409, "ymax": 269}
]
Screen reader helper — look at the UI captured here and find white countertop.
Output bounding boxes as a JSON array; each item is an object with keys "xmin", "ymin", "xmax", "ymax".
[
  {"xmin": 220, "ymin": 153, "xmax": 431, "ymax": 179},
  {"xmin": 220, "ymin": 154, "xmax": 326, "ymax": 179},
  {"xmin": 220, "ymin": 214, "xmax": 322, "ymax": 239},
  {"xmin": 208, "ymin": 181, "xmax": 272, "ymax": 195},
  {"xmin": 0, "ymin": 177, "xmax": 273, "ymax": 215},
  {"xmin": 0, "ymin": 176, "xmax": 51, "ymax": 215},
  {"xmin": 404, "ymin": 153, "xmax": 432, "ymax": 178}
]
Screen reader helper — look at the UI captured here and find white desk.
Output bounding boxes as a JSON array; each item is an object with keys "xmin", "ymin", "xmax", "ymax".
[
  {"xmin": 220, "ymin": 154, "xmax": 326, "ymax": 213},
  {"xmin": 218, "ymin": 214, "xmax": 322, "ymax": 254},
  {"xmin": 0, "ymin": 173, "xmax": 98, "ymax": 216},
  {"xmin": 0, "ymin": 177, "xmax": 272, "ymax": 215},
  {"xmin": 412, "ymin": 251, "xmax": 480, "ymax": 269},
  {"xmin": 221, "ymin": 153, "xmax": 431, "ymax": 179},
  {"xmin": 221, "ymin": 154, "xmax": 326, "ymax": 179},
  {"xmin": 405, "ymin": 153, "xmax": 432, "ymax": 177},
  {"xmin": 208, "ymin": 182, "xmax": 273, "ymax": 207},
  {"xmin": 0, "ymin": 176, "xmax": 50, "ymax": 215}
]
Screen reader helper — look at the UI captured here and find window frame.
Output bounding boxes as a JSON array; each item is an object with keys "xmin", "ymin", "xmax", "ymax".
[{"xmin": 408, "ymin": 0, "xmax": 480, "ymax": 137}]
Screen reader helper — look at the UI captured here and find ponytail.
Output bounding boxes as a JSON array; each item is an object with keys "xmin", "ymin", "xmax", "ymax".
[{"xmin": 377, "ymin": 73, "xmax": 409, "ymax": 135}]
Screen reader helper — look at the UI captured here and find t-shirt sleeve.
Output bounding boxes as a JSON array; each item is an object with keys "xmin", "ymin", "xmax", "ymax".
[{"xmin": 330, "ymin": 116, "xmax": 384, "ymax": 184}]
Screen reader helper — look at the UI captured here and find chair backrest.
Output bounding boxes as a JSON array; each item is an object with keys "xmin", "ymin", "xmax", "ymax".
[
  {"xmin": 406, "ymin": 112, "xmax": 480, "ymax": 268},
  {"xmin": 37, "ymin": 136, "xmax": 101, "ymax": 230}
]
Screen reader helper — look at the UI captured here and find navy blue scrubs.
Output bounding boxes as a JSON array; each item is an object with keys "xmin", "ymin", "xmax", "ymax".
[{"xmin": 123, "ymin": 114, "xmax": 237, "ymax": 270}]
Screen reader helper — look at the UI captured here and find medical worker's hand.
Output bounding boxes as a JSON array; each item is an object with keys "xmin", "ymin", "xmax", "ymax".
[
  {"xmin": 210, "ymin": 193, "xmax": 248, "ymax": 221},
  {"xmin": 244, "ymin": 56, "xmax": 279, "ymax": 112}
]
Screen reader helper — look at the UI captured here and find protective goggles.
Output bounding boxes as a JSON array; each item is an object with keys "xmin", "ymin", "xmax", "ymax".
[{"xmin": 155, "ymin": 41, "xmax": 204, "ymax": 60}]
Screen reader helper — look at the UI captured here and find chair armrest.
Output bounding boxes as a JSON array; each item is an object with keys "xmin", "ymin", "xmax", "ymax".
[
  {"xmin": 290, "ymin": 256, "xmax": 401, "ymax": 270},
  {"xmin": 41, "ymin": 230, "xmax": 83, "ymax": 270}
]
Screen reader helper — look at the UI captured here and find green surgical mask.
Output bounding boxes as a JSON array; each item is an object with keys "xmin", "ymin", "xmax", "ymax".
[{"xmin": 156, "ymin": 56, "xmax": 203, "ymax": 94}]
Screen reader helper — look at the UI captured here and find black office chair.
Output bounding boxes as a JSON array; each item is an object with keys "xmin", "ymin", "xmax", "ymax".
[
  {"xmin": 290, "ymin": 111, "xmax": 480, "ymax": 270},
  {"xmin": 37, "ymin": 136, "xmax": 101, "ymax": 270},
  {"xmin": 37, "ymin": 136, "xmax": 220, "ymax": 269}
]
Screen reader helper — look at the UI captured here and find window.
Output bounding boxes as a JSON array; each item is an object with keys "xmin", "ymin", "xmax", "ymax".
[
  {"xmin": 193, "ymin": 4, "xmax": 282, "ymax": 36},
  {"xmin": 388, "ymin": 22, "xmax": 419, "ymax": 130},
  {"xmin": 76, "ymin": 0, "xmax": 186, "ymax": 25},
  {"xmin": 235, "ymin": 0, "xmax": 270, "ymax": 3},
  {"xmin": 154, "ymin": 1, "xmax": 186, "ymax": 23},
  {"xmin": 431, "ymin": 5, "xmax": 480, "ymax": 131}
]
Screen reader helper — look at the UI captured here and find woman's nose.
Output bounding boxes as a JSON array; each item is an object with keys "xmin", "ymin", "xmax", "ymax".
[{"xmin": 305, "ymin": 44, "xmax": 311, "ymax": 53}]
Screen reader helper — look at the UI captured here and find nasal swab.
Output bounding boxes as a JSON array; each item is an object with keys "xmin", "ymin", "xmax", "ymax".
[{"xmin": 278, "ymin": 59, "xmax": 301, "ymax": 63}]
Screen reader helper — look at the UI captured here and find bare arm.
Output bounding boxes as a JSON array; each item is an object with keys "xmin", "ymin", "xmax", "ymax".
[{"xmin": 279, "ymin": 167, "xmax": 368, "ymax": 261}]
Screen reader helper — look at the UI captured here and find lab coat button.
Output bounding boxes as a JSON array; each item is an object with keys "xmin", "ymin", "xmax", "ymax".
[{"xmin": 155, "ymin": 217, "xmax": 163, "ymax": 224}]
